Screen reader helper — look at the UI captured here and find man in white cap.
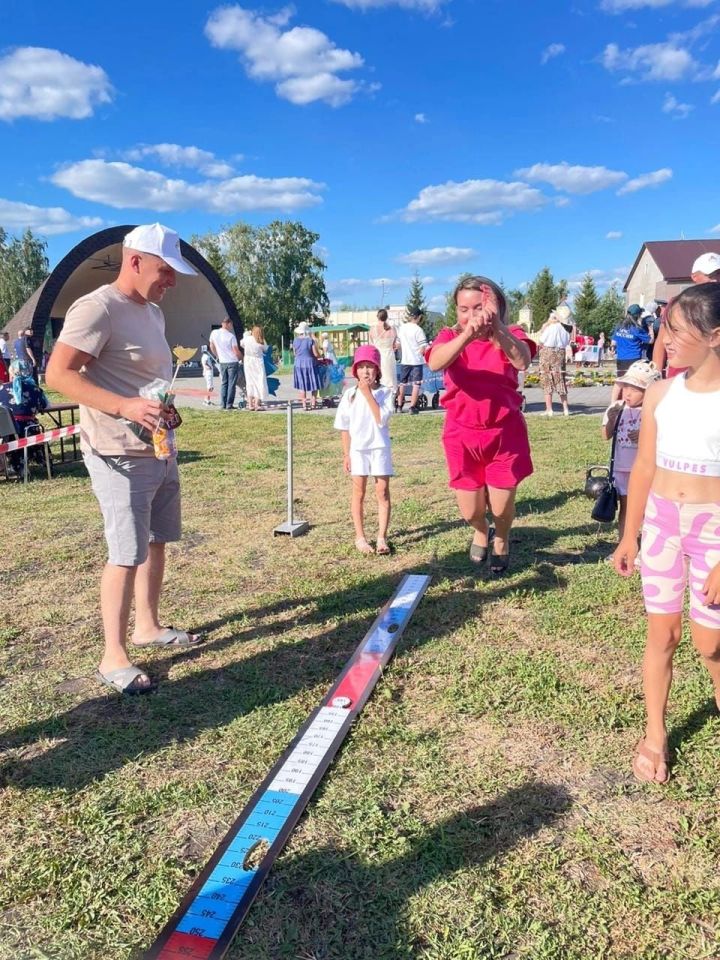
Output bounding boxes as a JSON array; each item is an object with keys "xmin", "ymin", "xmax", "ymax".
[
  {"xmin": 46, "ymin": 223, "xmax": 203, "ymax": 695},
  {"xmin": 652, "ymin": 251, "xmax": 720, "ymax": 374}
]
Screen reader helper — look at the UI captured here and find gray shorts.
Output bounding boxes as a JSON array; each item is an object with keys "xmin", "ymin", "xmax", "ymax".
[{"xmin": 83, "ymin": 450, "xmax": 181, "ymax": 566}]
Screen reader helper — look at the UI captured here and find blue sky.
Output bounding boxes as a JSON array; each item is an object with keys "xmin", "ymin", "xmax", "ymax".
[{"xmin": 1, "ymin": 0, "xmax": 719, "ymax": 312}]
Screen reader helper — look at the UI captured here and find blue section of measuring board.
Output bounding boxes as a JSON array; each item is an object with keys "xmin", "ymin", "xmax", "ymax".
[
  {"xmin": 362, "ymin": 575, "xmax": 426, "ymax": 656},
  {"xmin": 175, "ymin": 790, "xmax": 298, "ymax": 940}
]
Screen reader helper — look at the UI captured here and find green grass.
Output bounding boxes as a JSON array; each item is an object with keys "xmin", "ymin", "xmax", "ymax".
[{"xmin": 1, "ymin": 411, "xmax": 718, "ymax": 959}]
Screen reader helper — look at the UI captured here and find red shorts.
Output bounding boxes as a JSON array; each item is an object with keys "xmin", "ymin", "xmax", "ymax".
[{"xmin": 442, "ymin": 415, "xmax": 533, "ymax": 490}]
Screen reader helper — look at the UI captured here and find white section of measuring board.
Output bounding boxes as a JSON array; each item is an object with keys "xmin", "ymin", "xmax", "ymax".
[{"xmin": 268, "ymin": 706, "xmax": 349, "ymax": 794}]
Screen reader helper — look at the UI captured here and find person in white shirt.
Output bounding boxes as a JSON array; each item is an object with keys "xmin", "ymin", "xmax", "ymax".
[
  {"xmin": 241, "ymin": 325, "xmax": 269, "ymax": 411},
  {"xmin": 0, "ymin": 331, "xmax": 10, "ymax": 361},
  {"xmin": 537, "ymin": 310, "xmax": 572, "ymax": 416},
  {"xmin": 334, "ymin": 345, "xmax": 395, "ymax": 555},
  {"xmin": 209, "ymin": 317, "xmax": 243, "ymax": 410},
  {"xmin": 396, "ymin": 308, "xmax": 428, "ymax": 414},
  {"xmin": 200, "ymin": 345, "xmax": 216, "ymax": 405}
]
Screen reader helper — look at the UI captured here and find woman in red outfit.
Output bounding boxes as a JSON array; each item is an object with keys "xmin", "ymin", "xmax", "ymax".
[{"xmin": 428, "ymin": 276, "xmax": 536, "ymax": 574}]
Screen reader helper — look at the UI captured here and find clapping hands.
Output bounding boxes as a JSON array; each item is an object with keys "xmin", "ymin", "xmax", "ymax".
[{"xmin": 463, "ymin": 285, "xmax": 502, "ymax": 342}]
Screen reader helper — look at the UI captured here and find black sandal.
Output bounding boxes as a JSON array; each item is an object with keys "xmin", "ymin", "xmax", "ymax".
[
  {"xmin": 489, "ymin": 551, "xmax": 510, "ymax": 575},
  {"xmin": 469, "ymin": 543, "xmax": 488, "ymax": 564}
]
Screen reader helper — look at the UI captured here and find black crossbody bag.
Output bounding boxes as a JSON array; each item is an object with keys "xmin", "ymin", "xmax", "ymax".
[{"xmin": 586, "ymin": 403, "xmax": 624, "ymax": 523}]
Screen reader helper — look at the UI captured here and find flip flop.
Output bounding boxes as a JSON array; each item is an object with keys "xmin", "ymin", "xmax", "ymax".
[
  {"xmin": 96, "ymin": 665, "xmax": 154, "ymax": 695},
  {"xmin": 132, "ymin": 627, "xmax": 205, "ymax": 648},
  {"xmin": 376, "ymin": 540, "xmax": 391, "ymax": 555},
  {"xmin": 632, "ymin": 738, "xmax": 670, "ymax": 784}
]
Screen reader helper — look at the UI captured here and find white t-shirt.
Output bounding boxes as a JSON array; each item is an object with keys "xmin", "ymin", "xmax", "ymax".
[
  {"xmin": 333, "ymin": 386, "xmax": 395, "ymax": 451},
  {"xmin": 397, "ymin": 322, "xmax": 427, "ymax": 365},
  {"xmin": 209, "ymin": 327, "xmax": 239, "ymax": 364},
  {"xmin": 0, "ymin": 336, "xmax": 9, "ymax": 359},
  {"xmin": 538, "ymin": 323, "xmax": 570, "ymax": 349}
]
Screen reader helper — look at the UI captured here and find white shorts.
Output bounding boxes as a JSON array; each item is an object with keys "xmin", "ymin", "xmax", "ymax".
[
  {"xmin": 203, "ymin": 371, "xmax": 214, "ymax": 389},
  {"xmin": 350, "ymin": 448, "xmax": 394, "ymax": 477}
]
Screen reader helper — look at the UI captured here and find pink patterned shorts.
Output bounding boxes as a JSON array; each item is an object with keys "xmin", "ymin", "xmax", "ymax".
[{"xmin": 641, "ymin": 492, "xmax": 720, "ymax": 628}]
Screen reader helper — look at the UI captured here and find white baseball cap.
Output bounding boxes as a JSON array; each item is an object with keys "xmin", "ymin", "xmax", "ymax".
[
  {"xmin": 691, "ymin": 252, "xmax": 720, "ymax": 276},
  {"xmin": 123, "ymin": 223, "xmax": 198, "ymax": 276}
]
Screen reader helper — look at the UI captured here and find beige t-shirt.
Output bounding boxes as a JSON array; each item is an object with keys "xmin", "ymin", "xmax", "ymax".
[{"xmin": 58, "ymin": 284, "xmax": 172, "ymax": 456}]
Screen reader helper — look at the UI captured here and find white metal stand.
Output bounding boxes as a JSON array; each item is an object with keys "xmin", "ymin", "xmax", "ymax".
[{"xmin": 273, "ymin": 401, "xmax": 309, "ymax": 537}]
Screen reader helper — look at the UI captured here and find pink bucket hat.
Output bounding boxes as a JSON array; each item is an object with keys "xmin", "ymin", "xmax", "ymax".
[{"xmin": 351, "ymin": 344, "xmax": 381, "ymax": 379}]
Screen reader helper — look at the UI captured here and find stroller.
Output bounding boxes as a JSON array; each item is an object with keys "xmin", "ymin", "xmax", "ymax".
[
  {"xmin": 317, "ymin": 359, "xmax": 346, "ymax": 407},
  {"xmin": 395, "ymin": 362, "xmax": 445, "ymax": 411}
]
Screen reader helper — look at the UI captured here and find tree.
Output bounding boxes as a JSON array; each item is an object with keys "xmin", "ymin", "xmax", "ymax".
[
  {"xmin": 573, "ymin": 273, "xmax": 599, "ymax": 332},
  {"xmin": 406, "ymin": 271, "xmax": 427, "ymax": 317},
  {"xmin": 526, "ymin": 267, "xmax": 565, "ymax": 331},
  {"xmin": 585, "ymin": 284, "xmax": 624, "ymax": 340},
  {"xmin": 193, "ymin": 220, "xmax": 329, "ymax": 345},
  {"xmin": 0, "ymin": 228, "xmax": 50, "ymax": 325},
  {"xmin": 504, "ymin": 287, "xmax": 526, "ymax": 327}
]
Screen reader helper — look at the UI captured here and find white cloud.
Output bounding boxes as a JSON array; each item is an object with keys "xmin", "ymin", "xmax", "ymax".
[
  {"xmin": 606, "ymin": 230, "xmax": 623, "ymax": 239},
  {"xmin": 602, "ymin": 41, "xmax": 696, "ymax": 81},
  {"xmin": 712, "ymin": 89, "xmax": 720, "ymax": 103},
  {"xmin": 0, "ymin": 198, "xmax": 103, "ymax": 235},
  {"xmin": 662, "ymin": 92, "xmax": 694, "ymax": 117},
  {"xmin": 541, "ymin": 43, "xmax": 566, "ymax": 65},
  {"xmin": 415, "ymin": 112, "xmax": 428, "ymax": 123},
  {"xmin": 396, "ymin": 246, "xmax": 476, "ymax": 265},
  {"xmin": 328, "ymin": 274, "xmax": 434, "ymax": 293},
  {"xmin": 601, "ymin": 0, "xmax": 711, "ymax": 10},
  {"xmin": 617, "ymin": 167, "xmax": 672, "ymax": 194},
  {"xmin": 567, "ymin": 266, "xmax": 630, "ymax": 293},
  {"xmin": 51, "ymin": 159, "xmax": 325, "ymax": 213},
  {"xmin": 122, "ymin": 144, "xmax": 235, "ymax": 178},
  {"xmin": 515, "ymin": 162, "xmax": 627, "ymax": 194},
  {"xmin": 0, "ymin": 47, "xmax": 113, "ymax": 121},
  {"xmin": 205, "ymin": 6, "xmax": 370, "ymax": 106},
  {"xmin": 331, "ymin": 0, "xmax": 448, "ymax": 8},
  {"xmin": 396, "ymin": 179, "xmax": 547, "ymax": 224}
]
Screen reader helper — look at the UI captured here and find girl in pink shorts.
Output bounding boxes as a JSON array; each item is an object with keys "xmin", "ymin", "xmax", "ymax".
[
  {"xmin": 427, "ymin": 276, "xmax": 536, "ymax": 575},
  {"xmin": 614, "ymin": 283, "xmax": 720, "ymax": 784}
]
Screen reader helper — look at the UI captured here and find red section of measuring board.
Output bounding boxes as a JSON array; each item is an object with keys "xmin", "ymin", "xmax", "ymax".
[
  {"xmin": 157, "ymin": 931, "xmax": 216, "ymax": 959},
  {"xmin": 331, "ymin": 657, "xmax": 381, "ymax": 702},
  {"xmin": 145, "ymin": 573, "xmax": 430, "ymax": 960}
]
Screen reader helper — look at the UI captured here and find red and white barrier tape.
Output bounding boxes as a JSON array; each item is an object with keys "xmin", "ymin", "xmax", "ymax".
[{"xmin": 0, "ymin": 424, "xmax": 80, "ymax": 454}]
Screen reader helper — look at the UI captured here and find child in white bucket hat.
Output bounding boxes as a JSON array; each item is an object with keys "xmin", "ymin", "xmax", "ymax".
[{"xmin": 602, "ymin": 359, "xmax": 661, "ymax": 541}]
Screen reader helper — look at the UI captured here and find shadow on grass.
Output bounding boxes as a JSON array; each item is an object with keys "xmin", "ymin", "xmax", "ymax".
[
  {"xmin": 221, "ymin": 780, "xmax": 572, "ymax": 959},
  {"xmin": 0, "ymin": 529, "xmax": 581, "ymax": 791},
  {"xmin": 668, "ymin": 698, "xmax": 719, "ymax": 754}
]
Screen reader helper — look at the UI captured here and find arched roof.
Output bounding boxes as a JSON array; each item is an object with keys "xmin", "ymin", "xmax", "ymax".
[{"xmin": 6, "ymin": 225, "xmax": 241, "ymax": 348}]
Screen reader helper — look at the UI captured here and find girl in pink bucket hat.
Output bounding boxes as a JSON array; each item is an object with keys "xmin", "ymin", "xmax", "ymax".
[
  {"xmin": 333, "ymin": 344, "xmax": 396, "ymax": 554},
  {"xmin": 601, "ymin": 359, "xmax": 661, "ymax": 543}
]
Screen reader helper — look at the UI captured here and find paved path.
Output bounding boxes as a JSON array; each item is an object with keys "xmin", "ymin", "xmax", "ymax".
[{"xmin": 173, "ymin": 373, "xmax": 612, "ymax": 417}]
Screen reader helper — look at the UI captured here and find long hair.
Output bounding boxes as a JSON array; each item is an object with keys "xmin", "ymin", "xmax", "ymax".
[
  {"xmin": 668, "ymin": 282, "xmax": 720, "ymax": 338},
  {"xmin": 451, "ymin": 275, "xmax": 507, "ymax": 321},
  {"xmin": 377, "ymin": 308, "xmax": 389, "ymax": 330},
  {"xmin": 252, "ymin": 325, "xmax": 266, "ymax": 345}
]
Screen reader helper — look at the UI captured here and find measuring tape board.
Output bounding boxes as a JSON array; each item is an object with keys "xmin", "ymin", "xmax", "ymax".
[{"xmin": 145, "ymin": 573, "xmax": 431, "ymax": 960}]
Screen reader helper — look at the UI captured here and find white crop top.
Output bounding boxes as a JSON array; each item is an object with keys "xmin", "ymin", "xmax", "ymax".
[{"xmin": 655, "ymin": 373, "xmax": 720, "ymax": 476}]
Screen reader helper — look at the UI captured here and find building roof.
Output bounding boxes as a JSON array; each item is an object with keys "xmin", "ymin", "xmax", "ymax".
[
  {"xmin": 309, "ymin": 324, "xmax": 370, "ymax": 333},
  {"xmin": 5, "ymin": 225, "xmax": 240, "ymax": 343},
  {"xmin": 624, "ymin": 239, "xmax": 720, "ymax": 291}
]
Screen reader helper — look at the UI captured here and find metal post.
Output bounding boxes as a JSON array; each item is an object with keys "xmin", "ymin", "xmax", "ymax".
[{"xmin": 273, "ymin": 402, "xmax": 309, "ymax": 537}]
